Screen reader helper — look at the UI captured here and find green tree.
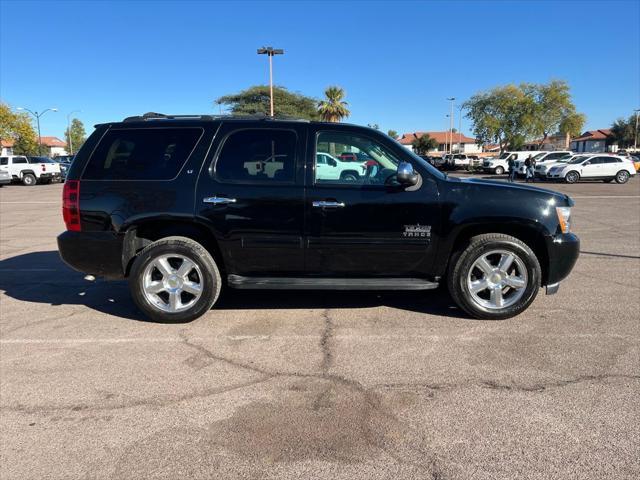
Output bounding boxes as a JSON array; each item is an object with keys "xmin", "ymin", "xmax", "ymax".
[
  {"xmin": 412, "ymin": 134, "xmax": 438, "ymax": 155},
  {"xmin": 0, "ymin": 102, "xmax": 38, "ymax": 155},
  {"xmin": 215, "ymin": 85, "xmax": 319, "ymax": 120},
  {"xmin": 387, "ymin": 129, "xmax": 398, "ymax": 139},
  {"xmin": 64, "ymin": 118, "xmax": 87, "ymax": 154},
  {"xmin": 317, "ymin": 86, "xmax": 350, "ymax": 122},
  {"xmin": 559, "ymin": 112, "xmax": 586, "ymax": 149},
  {"xmin": 464, "ymin": 81, "xmax": 584, "ymax": 153},
  {"xmin": 610, "ymin": 114, "xmax": 637, "ymax": 148},
  {"xmin": 463, "ymin": 84, "xmax": 534, "ymax": 153},
  {"xmin": 524, "ymin": 80, "xmax": 583, "ymax": 150}
]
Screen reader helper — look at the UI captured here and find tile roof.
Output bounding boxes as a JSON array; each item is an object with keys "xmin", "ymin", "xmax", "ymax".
[
  {"xmin": 1, "ymin": 139, "xmax": 15, "ymax": 147},
  {"xmin": 398, "ymin": 131, "xmax": 477, "ymax": 145},
  {"xmin": 39, "ymin": 136, "xmax": 67, "ymax": 147},
  {"xmin": 571, "ymin": 129, "xmax": 612, "ymax": 142}
]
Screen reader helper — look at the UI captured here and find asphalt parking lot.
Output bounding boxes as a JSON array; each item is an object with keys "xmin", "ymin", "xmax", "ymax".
[{"xmin": 1, "ymin": 176, "xmax": 639, "ymax": 480}]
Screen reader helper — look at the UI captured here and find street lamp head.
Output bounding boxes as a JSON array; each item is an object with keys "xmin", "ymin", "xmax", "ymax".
[
  {"xmin": 257, "ymin": 46, "xmax": 284, "ymax": 55},
  {"xmin": 16, "ymin": 107, "xmax": 24, "ymax": 110},
  {"xmin": 51, "ymin": 108, "xmax": 58, "ymax": 112},
  {"xmin": 447, "ymin": 97, "xmax": 456, "ymax": 101}
]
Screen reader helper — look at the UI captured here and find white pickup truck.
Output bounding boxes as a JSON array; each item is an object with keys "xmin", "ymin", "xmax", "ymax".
[{"xmin": 0, "ymin": 155, "xmax": 62, "ymax": 186}]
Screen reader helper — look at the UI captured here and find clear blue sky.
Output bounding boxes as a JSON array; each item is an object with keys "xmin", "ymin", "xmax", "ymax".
[{"xmin": 1, "ymin": 0, "xmax": 638, "ymax": 140}]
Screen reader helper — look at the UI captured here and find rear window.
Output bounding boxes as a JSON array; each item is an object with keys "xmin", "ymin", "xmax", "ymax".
[
  {"xmin": 82, "ymin": 127, "xmax": 203, "ymax": 180},
  {"xmin": 0, "ymin": 158, "xmax": 7, "ymax": 165}
]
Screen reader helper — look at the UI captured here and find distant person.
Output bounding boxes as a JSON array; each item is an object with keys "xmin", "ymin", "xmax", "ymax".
[
  {"xmin": 525, "ymin": 154, "xmax": 534, "ymax": 183},
  {"xmin": 508, "ymin": 155, "xmax": 516, "ymax": 182}
]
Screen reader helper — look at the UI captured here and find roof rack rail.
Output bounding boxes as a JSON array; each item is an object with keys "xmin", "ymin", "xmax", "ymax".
[
  {"xmin": 122, "ymin": 112, "xmax": 216, "ymax": 122},
  {"xmin": 121, "ymin": 112, "xmax": 311, "ymax": 123}
]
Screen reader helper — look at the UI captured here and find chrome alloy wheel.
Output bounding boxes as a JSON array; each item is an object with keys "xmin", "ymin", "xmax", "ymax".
[
  {"xmin": 466, "ymin": 249, "xmax": 528, "ymax": 310},
  {"xmin": 142, "ymin": 254, "xmax": 203, "ymax": 313}
]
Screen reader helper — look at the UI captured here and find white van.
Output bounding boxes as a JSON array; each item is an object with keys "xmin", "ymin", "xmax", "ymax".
[{"xmin": 513, "ymin": 151, "xmax": 572, "ymax": 175}]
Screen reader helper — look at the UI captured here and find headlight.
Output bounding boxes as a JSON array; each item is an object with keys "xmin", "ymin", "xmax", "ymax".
[{"xmin": 556, "ymin": 206, "xmax": 571, "ymax": 233}]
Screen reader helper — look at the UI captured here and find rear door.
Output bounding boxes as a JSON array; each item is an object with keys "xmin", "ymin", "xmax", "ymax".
[
  {"xmin": 195, "ymin": 122, "xmax": 307, "ymax": 276},
  {"xmin": 600, "ymin": 157, "xmax": 622, "ymax": 176},
  {"xmin": 304, "ymin": 126, "xmax": 440, "ymax": 277}
]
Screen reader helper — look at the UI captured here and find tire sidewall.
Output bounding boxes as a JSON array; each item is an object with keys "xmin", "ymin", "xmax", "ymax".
[
  {"xmin": 495, "ymin": 166, "xmax": 504, "ymax": 175},
  {"xmin": 451, "ymin": 237, "xmax": 541, "ymax": 320},
  {"xmin": 615, "ymin": 170, "xmax": 629, "ymax": 184},
  {"xmin": 565, "ymin": 171, "xmax": 579, "ymax": 184},
  {"xmin": 129, "ymin": 240, "xmax": 220, "ymax": 323},
  {"xmin": 22, "ymin": 174, "xmax": 36, "ymax": 186}
]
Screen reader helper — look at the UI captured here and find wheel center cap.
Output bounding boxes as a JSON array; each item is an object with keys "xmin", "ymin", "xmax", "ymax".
[
  {"xmin": 166, "ymin": 275, "xmax": 182, "ymax": 289},
  {"xmin": 490, "ymin": 272, "xmax": 503, "ymax": 284}
]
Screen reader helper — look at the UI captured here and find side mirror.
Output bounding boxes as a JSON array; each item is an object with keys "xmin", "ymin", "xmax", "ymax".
[{"xmin": 397, "ymin": 162, "xmax": 418, "ymax": 186}]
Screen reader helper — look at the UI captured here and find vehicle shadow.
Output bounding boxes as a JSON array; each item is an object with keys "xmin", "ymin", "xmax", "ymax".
[{"xmin": 0, "ymin": 251, "xmax": 468, "ymax": 322}]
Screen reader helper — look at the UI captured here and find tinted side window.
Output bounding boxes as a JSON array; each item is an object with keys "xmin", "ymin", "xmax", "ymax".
[
  {"xmin": 0, "ymin": 158, "xmax": 7, "ymax": 165},
  {"xmin": 601, "ymin": 157, "xmax": 620, "ymax": 163},
  {"xmin": 214, "ymin": 129, "xmax": 296, "ymax": 183},
  {"xmin": 13, "ymin": 157, "xmax": 28, "ymax": 164},
  {"xmin": 82, "ymin": 128, "xmax": 202, "ymax": 180}
]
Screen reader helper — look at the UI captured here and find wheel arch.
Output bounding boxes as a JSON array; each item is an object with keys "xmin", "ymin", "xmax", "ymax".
[
  {"xmin": 121, "ymin": 219, "xmax": 224, "ymax": 277},
  {"xmin": 443, "ymin": 221, "xmax": 551, "ymax": 286}
]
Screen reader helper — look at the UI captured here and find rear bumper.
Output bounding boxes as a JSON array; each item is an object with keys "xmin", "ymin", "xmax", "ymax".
[
  {"xmin": 544, "ymin": 232, "xmax": 580, "ymax": 286},
  {"xmin": 57, "ymin": 230, "xmax": 125, "ymax": 279}
]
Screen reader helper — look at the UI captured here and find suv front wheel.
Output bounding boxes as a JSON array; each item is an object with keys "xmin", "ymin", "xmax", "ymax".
[
  {"xmin": 447, "ymin": 234, "xmax": 541, "ymax": 320},
  {"xmin": 129, "ymin": 236, "xmax": 221, "ymax": 322}
]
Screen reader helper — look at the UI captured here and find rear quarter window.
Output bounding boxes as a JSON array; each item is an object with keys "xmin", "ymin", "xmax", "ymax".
[{"xmin": 82, "ymin": 127, "xmax": 203, "ymax": 180}]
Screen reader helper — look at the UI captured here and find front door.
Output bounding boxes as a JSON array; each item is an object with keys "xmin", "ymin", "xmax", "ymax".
[
  {"xmin": 195, "ymin": 123, "xmax": 306, "ymax": 276},
  {"xmin": 304, "ymin": 127, "xmax": 440, "ymax": 277},
  {"xmin": 580, "ymin": 157, "xmax": 603, "ymax": 178}
]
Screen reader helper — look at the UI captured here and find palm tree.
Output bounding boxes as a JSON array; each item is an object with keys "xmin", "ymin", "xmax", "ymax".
[
  {"xmin": 317, "ymin": 86, "xmax": 350, "ymax": 122},
  {"xmin": 412, "ymin": 134, "xmax": 438, "ymax": 155}
]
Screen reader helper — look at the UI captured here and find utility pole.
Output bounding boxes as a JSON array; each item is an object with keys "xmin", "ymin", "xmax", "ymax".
[
  {"xmin": 66, "ymin": 110, "xmax": 81, "ymax": 155},
  {"xmin": 447, "ymin": 97, "xmax": 455, "ymax": 154},
  {"xmin": 17, "ymin": 107, "xmax": 58, "ymax": 155},
  {"xmin": 634, "ymin": 109, "xmax": 640, "ymax": 151},
  {"xmin": 257, "ymin": 46, "xmax": 284, "ymax": 117}
]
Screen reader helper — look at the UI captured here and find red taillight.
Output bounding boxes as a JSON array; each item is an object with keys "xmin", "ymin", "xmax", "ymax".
[
  {"xmin": 62, "ymin": 180, "xmax": 81, "ymax": 231},
  {"xmin": 41, "ymin": 164, "xmax": 46, "ymax": 172}
]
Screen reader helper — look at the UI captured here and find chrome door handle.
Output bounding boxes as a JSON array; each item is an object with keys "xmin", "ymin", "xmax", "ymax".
[
  {"xmin": 312, "ymin": 200, "xmax": 345, "ymax": 208},
  {"xmin": 203, "ymin": 196, "xmax": 237, "ymax": 204}
]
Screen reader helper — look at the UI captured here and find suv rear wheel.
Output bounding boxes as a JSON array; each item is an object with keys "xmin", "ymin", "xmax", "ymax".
[
  {"xmin": 615, "ymin": 170, "xmax": 630, "ymax": 184},
  {"xmin": 494, "ymin": 166, "xmax": 505, "ymax": 175},
  {"xmin": 447, "ymin": 234, "xmax": 541, "ymax": 320},
  {"xmin": 129, "ymin": 236, "xmax": 221, "ymax": 322}
]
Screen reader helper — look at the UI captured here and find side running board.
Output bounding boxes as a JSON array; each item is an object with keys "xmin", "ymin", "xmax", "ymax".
[{"xmin": 227, "ymin": 275, "xmax": 439, "ymax": 291}]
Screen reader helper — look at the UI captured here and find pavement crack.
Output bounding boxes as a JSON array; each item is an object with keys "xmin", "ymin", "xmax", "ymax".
[{"xmin": 319, "ymin": 308, "xmax": 335, "ymax": 375}]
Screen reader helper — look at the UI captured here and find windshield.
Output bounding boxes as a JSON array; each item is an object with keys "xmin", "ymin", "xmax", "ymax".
[
  {"xmin": 498, "ymin": 153, "xmax": 510, "ymax": 159},
  {"xmin": 532, "ymin": 153, "xmax": 546, "ymax": 160}
]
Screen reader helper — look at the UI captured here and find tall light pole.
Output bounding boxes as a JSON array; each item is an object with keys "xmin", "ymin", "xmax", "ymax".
[
  {"xmin": 17, "ymin": 107, "xmax": 58, "ymax": 155},
  {"xmin": 458, "ymin": 104, "xmax": 463, "ymax": 152},
  {"xmin": 257, "ymin": 46, "xmax": 284, "ymax": 117},
  {"xmin": 447, "ymin": 97, "xmax": 455, "ymax": 155},
  {"xmin": 66, "ymin": 110, "xmax": 81, "ymax": 155},
  {"xmin": 634, "ymin": 109, "xmax": 640, "ymax": 151}
]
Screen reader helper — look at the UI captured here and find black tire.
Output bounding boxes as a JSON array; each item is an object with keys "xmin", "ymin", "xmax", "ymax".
[
  {"xmin": 129, "ymin": 236, "xmax": 221, "ymax": 323},
  {"xmin": 447, "ymin": 233, "xmax": 541, "ymax": 320},
  {"xmin": 494, "ymin": 166, "xmax": 505, "ymax": 175},
  {"xmin": 565, "ymin": 171, "xmax": 580, "ymax": 184},
  {"xmin": 615, "ymin": 170, "xmax": 630, "ymax": 184},
  {"xmin": 340, "ymin": 171, "xmax": 358, "ymax": 182},
  {"xmin": 22, "ymin": 174, "xmax": 36, "ymax": 186}
]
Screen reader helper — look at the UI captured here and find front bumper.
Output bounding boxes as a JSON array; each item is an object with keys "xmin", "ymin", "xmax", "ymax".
[
  {"xmin": 544, "ymin": 232, "xmax": 580, "ymax": 286},
  {"xmin": 57, "ymin": 230, "xmax": 125, "ymax": 279}
]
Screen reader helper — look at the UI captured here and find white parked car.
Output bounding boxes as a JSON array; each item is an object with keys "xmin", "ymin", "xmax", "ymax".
[
  {"xmin": 547, "ymin": 155, "xmax": 636, "ymax": 184},
  {"xmin": 513, "ymin": 151, "xmax": 573, "ymax": 175},
  {"xmin": 482, "ymin": 151, "xmax": 530, "ymax": 175},
  {"xmin": 0, "ymin": 155, "xmax": 62, "ymax": 186},
  {"xmin": 534, "ymin": 154, "xmax": 587, "ymax": 178},
  {"xmin": 315, "ymin": 152, "xmax": 366, "ymax": 182}
]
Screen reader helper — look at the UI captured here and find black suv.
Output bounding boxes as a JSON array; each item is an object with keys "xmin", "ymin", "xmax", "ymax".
[{"xmin": 58, "ymin": 113, "xmax": 579, "ymax": 322}]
